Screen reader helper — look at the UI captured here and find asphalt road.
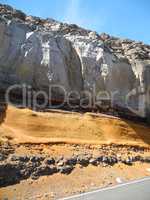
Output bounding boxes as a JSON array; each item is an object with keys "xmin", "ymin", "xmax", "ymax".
[{"xmin": 61, "ymin": 177, "xmax": 150, "ymax": 200}]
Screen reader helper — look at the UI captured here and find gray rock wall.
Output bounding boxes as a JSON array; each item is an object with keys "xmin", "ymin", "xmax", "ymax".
[
  {"xmin": 0, "ymin": 4, "xmax": 150, "ymax": 119},
  {"xmin": 0, "ymin": 18, "xmax": 83, "ymax": 98}
]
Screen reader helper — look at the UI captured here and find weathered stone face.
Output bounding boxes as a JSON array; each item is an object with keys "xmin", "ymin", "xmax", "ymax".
[
  {"xmin": 0, "ymin": 4, "xmax": 150, "ymax": 119},
  {"xmin": 0, "ymin": 18, "xmax": 83, "ymax": 98},
  {"xmin": 65, "ymin": 34, "xmax": 137, "ymax": 110}
]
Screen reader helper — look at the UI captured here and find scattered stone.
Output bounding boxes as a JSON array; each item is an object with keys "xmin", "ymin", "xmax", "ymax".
[
  {"xmin": 58, "ymin": 165, "xmax": 74, "ymax": 174},
  {"xmin": 33, "ymin": 165, "xmax": 57, "ymax": 177},
  {"xmin": 57, "ymin": 161, "xmax": 64, "ymax": 167},
  {"xmin": 0, "ymin": 153, "xmax": 4, "ymax": 161},
  {"xmin": 96, "ymin": 155, "xmax": 103, "ymax": 162},
  {"xmin": 134, "ymin": 155, "xmax": 142, "ymax": 162},
  {"xmin": 30, "ymin": 156, "xmax": 44, "ymax": 163},
  {"xmin": 30, "ymin": 174, "xmax": 39, "ymax": 180},
  {"xmin": 143, "ymin": 157, "xmax": 150, "ymax": 163},
  {"xmin": 44, "ymin": 157, "xmax": 55, "ymax": 165},
  {"xmin": 9, "ymin": 155, "xmax": 21, "ymax": 161},
  {"xmin": 66, "ymin": 156, "xmax": 77, "ymax": 166},
  {"xmin": 77, "ymin": 155, "xmax": 89, "ymax": 166},
  {"xmin": 122, "ymin": 157, "xmax": 132, "ymax": 165},
  {"xmin": 102, "ymin": 156, "xmax": 109, "ymax": 163},
  {"xmin": 9, "ymin": 155, "xmax": 30, "ymax": 162},
  {"xmin": 89, "ymin": 158, "xmax": 98, "ymax": 166}
]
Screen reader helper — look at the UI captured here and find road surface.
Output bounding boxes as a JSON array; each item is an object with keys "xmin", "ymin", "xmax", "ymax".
[{"xmin": 61, "ymin": 177, "xmax": 150, "ymax": 200}]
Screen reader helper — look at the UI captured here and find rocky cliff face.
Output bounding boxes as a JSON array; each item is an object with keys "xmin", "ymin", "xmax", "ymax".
[{"xmin": 0, "ymin": 4, "xmax": 150, "ymax": 119}]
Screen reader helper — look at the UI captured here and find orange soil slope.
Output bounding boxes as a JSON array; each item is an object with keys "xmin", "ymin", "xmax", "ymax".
[{"xmin": 0, "ymin": 105, "xmax": 150, "ymax": 147}]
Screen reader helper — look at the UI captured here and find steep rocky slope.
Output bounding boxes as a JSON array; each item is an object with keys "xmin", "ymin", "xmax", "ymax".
[{"xmin": 0, "ymin": 4, "xmax": 150, "ymax": 119}]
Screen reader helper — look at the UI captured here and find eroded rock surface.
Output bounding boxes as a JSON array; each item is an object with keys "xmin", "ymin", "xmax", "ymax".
[{"xmin": 0, "ymin": 4, "xmax": 150, "ymax": 119}]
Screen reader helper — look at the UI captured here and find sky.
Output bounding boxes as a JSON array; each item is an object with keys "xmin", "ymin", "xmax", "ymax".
[{"xmin": 1, "ymin": 0, "xmax": 150, "ymax": 44}]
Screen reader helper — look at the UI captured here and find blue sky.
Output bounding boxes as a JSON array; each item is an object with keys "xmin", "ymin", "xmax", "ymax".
[{"xmin": 1, "ymin": 0, "xmax": 150, "ymax": 44}]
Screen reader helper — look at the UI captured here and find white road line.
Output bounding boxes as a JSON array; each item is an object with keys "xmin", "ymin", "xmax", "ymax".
[{"xmin": 60, "ymin": 176, "xmax": 150, "ymax": 200}]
